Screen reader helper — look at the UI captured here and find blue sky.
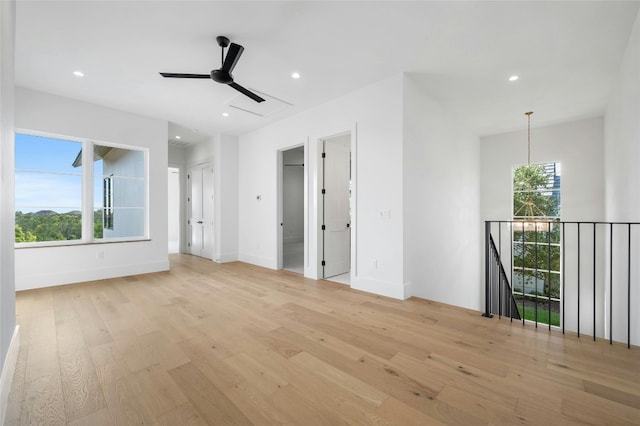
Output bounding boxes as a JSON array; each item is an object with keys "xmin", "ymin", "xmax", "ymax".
[{"xmin": 15, "ymin": 133, "xmax": 103, "ymax": 213}]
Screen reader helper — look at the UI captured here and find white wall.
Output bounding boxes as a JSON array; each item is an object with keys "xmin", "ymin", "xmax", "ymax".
[
  {"xmin": 604, "ymin": 10, "xmax": 640, "ymax": 345},
  {"xmin": 403, "ymin": 75, "xmax": 482, "ymax": 310},
  {"xmin": 216, "ymin": 134, "xmax": 239, "ymax": 262},
  {"xmin": 481, "ymin": 117, "xmax": 605, "ymax": 222},
  {"xmin": 239, "ymin": 74, "xmax": 405, "ymax": 298},
  {"xmin": 283, "ymin": 147, "xmax": 304, "ymax": 243},
  {"xmin": 0, "ymin": 0, "xmax": 16, "ymax": 395},
  {"xmin": 14, "ymin": 88, "xmax": 169, "ymax": 290},
  {"xmin": 481, "ymin": 117, "xmax": 606, "ymax": 337},
  {"xmin": 168, "ymin": 144, "xmax": 187, "ymax": 253}
]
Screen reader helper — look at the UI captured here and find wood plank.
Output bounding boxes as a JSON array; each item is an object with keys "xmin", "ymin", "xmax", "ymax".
[
  {"xmin": 168, "ymin": 362, "xmax": 253, "ymax": 426},
  {"xmin": 21, "ymin": 374, "xmax": 66, "ymax": 426},
  {"xmin": 66, "ymin": 408, "xmax": 112, "ymax": 426},
  {"xmin": 156, "ymin": 402, "xmax": 208, "ymax": 426},
  {"xmin": 376, "ymin": 396, "xmax": 446, "ymax": 426},
  {"xmin": 59, "ymin": 345, "xmax": 107, "ymax": 423},
  {"xmin": 289, "ymin": 351, "xmax": 388, "ymax": 405},
  {"xmin": 100, "ymin": 375, "xmax": 157, "ymax": 425}
]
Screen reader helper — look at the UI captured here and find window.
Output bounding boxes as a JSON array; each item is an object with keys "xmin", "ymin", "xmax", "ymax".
[
  {"xmin": 93, "ymin": 145, "xmax": 145, "ymax": 239},
  {"xmin": 15, "ymin": 131, "xmax": 147, "ymax": 245},
  {"xmin": 15, "ymin": 134, "xmax": 83, "ymax": 242},
  {"xmin": 512, "ymin": 162, "xmax": 561, "ymax": 326}
]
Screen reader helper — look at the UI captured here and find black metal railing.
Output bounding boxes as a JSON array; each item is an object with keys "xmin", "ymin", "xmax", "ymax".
[
  {"xmin": 484, "ymin": 220, "xmax": 638, "ymax": 348},
  {"xmin": 484, "ymin": 229, "xmax": 521, "ymax": 320}
]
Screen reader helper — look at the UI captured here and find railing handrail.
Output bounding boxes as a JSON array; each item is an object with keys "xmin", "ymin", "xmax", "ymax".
[
  {"xmin": 487, "ymin": 220, "xmax": 640, "ymax": 225},
  {"xmin": 484, "ymin": 220, "xmax": 637, "ymax": 348}
]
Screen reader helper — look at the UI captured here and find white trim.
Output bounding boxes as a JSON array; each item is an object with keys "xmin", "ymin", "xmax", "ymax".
[
  {"xmin": 403, "ymin": 281, "xmax": 414, "ymax": 299},
  {"xmin": 351, "ymin": 277, "xmax": 407, "ymax": 300},
  {"xmin": 0, "ymin": 326, "xmax": 20, "ymax": 425},
  {"xmin": 238, "ymin": 253, "xmax": 275, "ymax": 270},
  {"xmin": 214, "ymin": 253, "xmax": 238, "ymax": 263}
]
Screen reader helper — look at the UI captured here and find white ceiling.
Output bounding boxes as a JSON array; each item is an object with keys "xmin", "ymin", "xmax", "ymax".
[{"xmin": 15, "ymin": 1, "xmax": 639, "ymax": 143}]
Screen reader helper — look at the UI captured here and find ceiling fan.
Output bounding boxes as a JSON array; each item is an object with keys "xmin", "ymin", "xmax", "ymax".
[{"xmin": 160, "ymin": 36, "xmax": 265, "ymax": 103}]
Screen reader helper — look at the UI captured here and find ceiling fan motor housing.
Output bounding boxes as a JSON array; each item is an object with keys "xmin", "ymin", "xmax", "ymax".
[{"xmin": 211, "ymin": 69, "xmax": 233, "ymax": 84}]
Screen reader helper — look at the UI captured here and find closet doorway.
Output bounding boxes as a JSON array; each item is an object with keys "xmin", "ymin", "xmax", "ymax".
[{"xmin": 279, "ymin": 146, "xmax": 305, "ymax": 273}]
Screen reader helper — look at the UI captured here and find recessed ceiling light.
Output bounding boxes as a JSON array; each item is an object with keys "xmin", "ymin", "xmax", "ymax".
[
  {"xmin": 73, "ymin": 70, "xmax": 84, "ymax": 78},
  {"xmin": 175, "ymin": 135, "xmax": 181, "ymax": 139},
  {"xmin": 291, "ymin": 72, "xmax": 301, "ymax": 79},
  {"xmin": 509, "ymin": 75, "xmax": 519, "ymax": 82},
  {"xmin": 222, "ymin": 112, "xmax": 229, "ymax": 117}
]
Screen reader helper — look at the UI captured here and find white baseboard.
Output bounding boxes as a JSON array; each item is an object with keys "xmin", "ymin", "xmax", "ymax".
[
  {"xmin": 214, "ymin": 253, "xmax": 239, "ymax": 263},
  {"xmin": 350, "ymin": 277, "xmax": 407, "ymax": 300},
  {"xmin": 0, "ymin": 326, "xmax": 20, "ymax": 425},
  {"xmin": 238, "ymin": 253, "xmax": 276, "ymax": 270},
  {"xmin": 403, "ymin": 281, "xmax": 414, "ymax": 299}
]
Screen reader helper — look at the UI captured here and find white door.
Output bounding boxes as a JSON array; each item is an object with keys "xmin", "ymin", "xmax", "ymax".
[
  {"xmin": 189, "ymin": 164, "xmax": 214, "ymax": 259},
  {"xmin": 323, "ymin": 138, "xmax": 350, "ymax": 278},
  {"xmin": 168, "ymin": 167, "xmax": 180, "ymax": 253}
]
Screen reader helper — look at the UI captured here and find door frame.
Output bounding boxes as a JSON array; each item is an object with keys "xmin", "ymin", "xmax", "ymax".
[{"xmin": 277, "ymin": 142, "xmax": 308, "ymax": 271}]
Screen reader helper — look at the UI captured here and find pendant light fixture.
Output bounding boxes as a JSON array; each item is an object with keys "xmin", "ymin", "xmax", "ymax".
[{"xmin": 514, "ymin": 111, "xmax": 551, "ymax": 232}]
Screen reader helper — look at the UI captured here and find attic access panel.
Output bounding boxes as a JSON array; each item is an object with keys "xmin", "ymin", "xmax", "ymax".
[{"xmin": 227, "ymin": 89, "xmax": 293, "ymax": 117}]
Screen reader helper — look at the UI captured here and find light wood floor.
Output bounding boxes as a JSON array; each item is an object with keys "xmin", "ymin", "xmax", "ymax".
[{"xmin": 5, "ymin": 254, "xmax": 640, "ymax": 425}]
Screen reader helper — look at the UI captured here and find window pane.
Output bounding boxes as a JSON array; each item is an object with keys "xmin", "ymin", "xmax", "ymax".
[
  {"xmin": 15, "ymin": 134, "xmax": 83, "ymax": 243},
  {"xmin": 513, "ymin": 164, "xmax": 561, "ymax": 218},
  {"xmin": 93, "ymin": 145, "xmax": 145, "ymax": 239},
  {"xmin": 15, "ymin": 133, "xmax": 82, "ymax": 174}
]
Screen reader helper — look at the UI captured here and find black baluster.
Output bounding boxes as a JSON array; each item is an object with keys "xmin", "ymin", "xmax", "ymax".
[
  {"xmin": 628, "ymin": 224, "xmax": 631, "ymax": 349},
  {"xmin": 499, "ymin": 223, "xmax": 502, "ymax": 318},
  {"xmin": 535, "ymin": 222, "xmax": 538, "ymax": 327},
  {"xmin": 562, "ymin": 222, "xmax": 565, "ymax": 334},
  {"xmin": 548, "ymin": 221, "xmax": 552, "ymax": 330},
  {"xmin": 510, "ymin": 221, "xmax": 514, "ymax": 322},
  {"xmin": 593, "ymin": 223, "xmax": 596, "ymax": 341},
  {"xmin": 522, "ymin": 225, "xmax": 526, "ymax": 326},
  {"xmin": 610, "ymin": 223, "xmax": 613, "ymax": 345},
  {"xmin": 578, "ymin": 223, "xmax": 581, "ymax": 338}
]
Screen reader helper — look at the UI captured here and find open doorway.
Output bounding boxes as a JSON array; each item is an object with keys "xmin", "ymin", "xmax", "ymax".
[
  {"xmin": 321, "ymin": 134, "xmax": 351, "ymax": 284},
  {"xmin": 279, "ymin": 146, "xmax": 305, "ymax": 273},
  {"xmin": 168, "ymin": 167, "xmax": 180, "ymax": 253}
]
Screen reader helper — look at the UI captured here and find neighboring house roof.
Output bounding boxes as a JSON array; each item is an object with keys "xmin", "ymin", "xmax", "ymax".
[{"xmin": 72, "ymin": 145, "xmax": 113, "ymax": 168}]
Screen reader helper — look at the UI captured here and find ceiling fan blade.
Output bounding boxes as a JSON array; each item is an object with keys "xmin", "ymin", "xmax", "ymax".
[
  {"xmin": 159, "ymin": 72, "xmax": 210, "ymax": 79},
  {"xmin": 229, "ymin": 82, "xmax": 265, "ymax": 103},
  {"xmin": 221, "ymin": 43, "xmax": 244, "ymax": 73}
]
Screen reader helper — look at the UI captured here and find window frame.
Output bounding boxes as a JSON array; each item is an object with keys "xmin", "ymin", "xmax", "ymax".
[
  {"xmin": 511, "ymin": 161, "xmax": 562, "ymax": 327},
  {"xmin": 15, "ymin": 128, "xmax": 150, "ymax": 248}
]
